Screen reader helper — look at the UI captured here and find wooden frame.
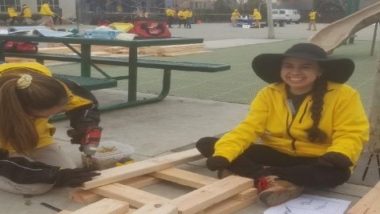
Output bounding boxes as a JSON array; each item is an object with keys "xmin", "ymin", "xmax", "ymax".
[{"xmin": 67, "ymin": 148, "xmax": 258, "ymax": 214}]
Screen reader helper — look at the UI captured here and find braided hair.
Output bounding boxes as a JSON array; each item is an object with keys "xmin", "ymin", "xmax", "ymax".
[{"xmin": 306, "ymin": 77, "xmax": 328, "ymax": 142}]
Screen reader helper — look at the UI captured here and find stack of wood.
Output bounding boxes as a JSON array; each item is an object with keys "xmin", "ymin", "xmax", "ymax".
[{"xmin": 65, "ymin": 148, "xmax": 257, "ymax": 214}]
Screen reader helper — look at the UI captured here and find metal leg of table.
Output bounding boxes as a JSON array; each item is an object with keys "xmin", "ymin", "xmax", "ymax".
[
  {"xmin": 128, "ymin": 46, "xmax": 138, "ymax": 102},
  {"xmin": 81, "ymin": 44, "xmax": 91, "ymax": 77}
]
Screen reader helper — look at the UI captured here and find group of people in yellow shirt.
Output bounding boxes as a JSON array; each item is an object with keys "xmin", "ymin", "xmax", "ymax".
[
  {"xmin": 230, "ymin": 8, "xmax": 262, "ymax": 28},
  {"xmin": 165, "ymin": 7, "xmax": 193, "ymax": 28},
  {"xmin": 6, "ymin": 1, "xmax": 58, "ymax": 28},
  {"xmin": 6, "ymin": 4, "xmax": 33, "ymax": 25}
]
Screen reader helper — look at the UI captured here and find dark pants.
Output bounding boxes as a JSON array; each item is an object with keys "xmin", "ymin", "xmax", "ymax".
[{"xmin": 196, "ymin": 137, "xmax": 351, "ymax": 188}]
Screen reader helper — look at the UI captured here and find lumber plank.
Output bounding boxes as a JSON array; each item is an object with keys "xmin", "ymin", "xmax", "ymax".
[
  {"xmin": 367, "ymin": 200, "xmax": 380, "ymax": 214},
  {"xmin": 172, "ymin": 175, "xmax": 254, "ymax": 214},
  {"xmin": 93, "ymin": 183, "xmax": 170, "ymax": 208},
  {"xmin": 70, "ymin": 189, "xmax": 103, "ymax": 204},
  {"xmin": 58, "ymin": 211, "xmax": 72, "ymax": 214},
  {"xmin": 71, "ymin": 175, "xmax": 160, "ymax": 204},
  {"xmin": 203, "ymin": 188, "xmax": 257, "ymax": 214},
  {"xmin": 152, "ymin": 168, "xmax": 217, "ymax": 188},
  {"xmin": 70, "ymin": 198, "xmax": 129, "ymax": 214},
  {"xmin": 133, "ymin": 203, "xmax": 178, "ymax": 214},
  {"xmin": 82, "ymin": 149, "xmax": 202, "ymax": 190},
  {"xmin": 120, "ymin": 175, "xmax": 160, "ymax": 188},
  {"xmin": 347, "ymin": 181, "xmax": 380, "ymax": 214}
]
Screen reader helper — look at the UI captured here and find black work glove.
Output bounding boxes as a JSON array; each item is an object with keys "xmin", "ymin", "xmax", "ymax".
[
  {"xmin": 206, "ymin": 156, "xmax": 230, "ymax": 171},
  {"xmin": 54, "ymin": 168, "xmax": 100, "ymax": 187},
  {"xmin": 317, "ymin": 152, "xmax": 353, "ymax": 168}
]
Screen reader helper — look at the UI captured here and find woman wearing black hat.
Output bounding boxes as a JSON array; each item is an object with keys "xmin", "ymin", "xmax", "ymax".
[{"xmin": 196, "ymin": 43, "xmax": 369, "ymax": 206}]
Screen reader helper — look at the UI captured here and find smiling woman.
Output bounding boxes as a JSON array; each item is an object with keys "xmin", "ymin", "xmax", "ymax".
[{"xmin": 195, "ymin": 43, "xmax": 369, "ymax": 207}]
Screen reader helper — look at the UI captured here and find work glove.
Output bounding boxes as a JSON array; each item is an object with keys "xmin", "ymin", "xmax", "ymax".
[
  {"xmin": 54, "ymin": 168, "xmax": 100, "ymax": 187},
  {"xmin": 317, "ymin": 152, "xmax": 353, "ymax": 169},
  {"xmin": 206, "ymin": 156, "xmax": 230, "ymax": 171}
]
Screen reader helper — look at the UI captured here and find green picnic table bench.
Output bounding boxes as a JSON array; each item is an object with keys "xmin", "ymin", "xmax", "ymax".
[
  {"xmin": 4, "ymin": 51, "xmax": 230, "ymax": 90},
  {"xmin": 0, "ymin": 35, "xmax": 230, "ymax": 112}
]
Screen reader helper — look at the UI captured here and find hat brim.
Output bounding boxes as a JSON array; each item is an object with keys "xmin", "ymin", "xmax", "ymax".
[{"xmin": 251, "ymin": 54, "xmax": 355, "ymax": 83}]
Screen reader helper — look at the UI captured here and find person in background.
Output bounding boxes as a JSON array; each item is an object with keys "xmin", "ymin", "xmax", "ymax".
[
  {"xmin": 0, "ymin": 62, "xmax": 101, "ymax": 195},
  {"xmin": 252, "ymin": 8, "xmax": 262, "ymax": 28},
  {"xmin": 115, "ymin": 0, "xmax": 124, "ymax": 13},
  {"xmin": 196, "ymin": 43, "xmax": 369, "ymax": 207},
  {"xmin": 20, "ymin": 4, "xmax": 34, "ymax": 25},
  {"xmin": 7, "ymin": 4, "xmax": 18, "ymax": 26},
  {"xmin": 307, "ymin": 9, "xmax": 318, "ymax": 31},
  {"xmin": 165, "ymin": 7, "xmax": 176, "ymax": 28},
  {"xmin": 230, "ymin": 9, "xmax": 241, "ymax": 27},
  {"xmin": 53, "ymin": 6, "xmax": 62, "ymax": 25},
  {"xmin": 184, "ymin": 8, "xmax": 193, "ymax": 29},
  {"xmin": 39, "ymin": 0, "xmax": 55, "ymax": 28},
  {"xmin": 177, "ymin": 8, "xmax": 186, "ymax": 28}
]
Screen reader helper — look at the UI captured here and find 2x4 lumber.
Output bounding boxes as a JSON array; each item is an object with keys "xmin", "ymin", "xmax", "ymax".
[
  {"xmin": 171, "ymin": 175, "xmax": 254, "ymax": 214},
  {"xmin": 92, "ymin": 183, "xmax": 170, "ymax": 208},
  {"xmin": 203, "ymin": 188, "xmax": 257, "ymax": 214},
  {"xmin": 82, "ymin": 148, "xmax": 202, "ymax": 190},
  {"xmin": 71, "ymin": 175, "xmax": 160, "ymax": 204},
  {"xmin": 347, "ymin": 181, "xmax": 380, "ymax": 214},
  {"xmin": 70, "ymin": 198, "xmax": 129, "ymax": 214},
  {"xmin": 133, "ymin": 203, "xmax": 178, "ymax": 214},
  {"xmin": 152, "ymin": 168, "xmax": 217, "ymax": 189}
]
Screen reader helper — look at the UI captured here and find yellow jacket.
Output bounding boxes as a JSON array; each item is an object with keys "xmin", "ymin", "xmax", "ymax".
[
  {"xmin": 22, "ymin": 6, "xmax": 32, "ymax": 18},
  {"xmin": 309, "ymin": 11, "xmax": 317, "ymax": 21},
  {"xmin": 7, "ymin": 7, "xmax": 18, "ymax": 18},
  {"xmin": 253, "ymin": 9, "xmax": 262, "ymax": 20},
  {"xmin": 0, "ymin": 62, "xmax": 92, "ymax": 152},
  {"xmin": 214, "ymin": 82, "xmax": 369, "ymax": 166},
  {"xmin": 39, "ymin": 3, "xmax": 54, "ymax": 16},
  {"xmin": 166, "ymin": 8, "xmax": 176, "ymax": 17},
  {"xmin": 231, "ymin": 10, "xmax": 240, "ymax": 20},
  {"xmin": 177, "ymin": 10, "xmax": 186, "ymax": 20}
]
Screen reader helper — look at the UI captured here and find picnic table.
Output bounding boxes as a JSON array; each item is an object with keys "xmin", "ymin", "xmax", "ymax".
[{"xmin": 0, "ymin": 34, "xmax": 230, "ymax": 112}]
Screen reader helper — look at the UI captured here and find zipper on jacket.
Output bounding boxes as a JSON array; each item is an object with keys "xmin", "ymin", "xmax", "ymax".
[
  {"xmin": 286, "ymin": 111, "xmax": 297, "ymax": 151},
  {"xmin": 298, "ymin": 101, "xmax": 309, "ymax": 123}
]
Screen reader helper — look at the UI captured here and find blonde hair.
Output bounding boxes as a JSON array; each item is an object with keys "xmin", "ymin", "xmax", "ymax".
[{"xmin": 0, "ymin": 69, "xmax": 67, "ymax": 153}]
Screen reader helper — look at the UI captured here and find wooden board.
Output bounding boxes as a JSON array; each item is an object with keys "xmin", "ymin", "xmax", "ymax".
[
  {"xmin": 346, "ymin": 181, "xmax": 380, "ymax": 214},
  {"xmin": 82, "ymin": 149, "xmax": 202, "ymax": 190}
]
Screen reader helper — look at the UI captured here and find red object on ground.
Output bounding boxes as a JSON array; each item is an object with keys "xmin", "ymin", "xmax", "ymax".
[{"xmin": 131, "ymin": 19, "xmax": 171, "ymax": 38}]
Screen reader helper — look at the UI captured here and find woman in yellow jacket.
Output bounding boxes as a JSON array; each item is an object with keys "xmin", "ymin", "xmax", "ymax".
[
  {"xmin": 39, "ymin": 0, "xmax": 55, "ymax": 28},
  {"xmin": 0, "ymin": 62, "xmax": 99, "ymax": 195},
  {"xmin": 230, "ymin": 9, "xmax": 240, "ymax": 27},
  {"xmin": 196, "ymin": 43, "xmax": 369, "ymax": 206},
  {"xmin": 252, "ymin": 8, "xmax": 262, "ymax": 28},
  {"xmin": 20, "ymin": 4, "xmax": 33, "ymax": 25},
  {"xmin": 7, "ymin": 4, "xmax": 18, "ymax": 25}
]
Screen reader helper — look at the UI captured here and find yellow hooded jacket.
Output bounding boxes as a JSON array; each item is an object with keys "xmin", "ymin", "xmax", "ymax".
[
  {"xmin": 0, "ymin": 62, "xmax": 92, "ymax": 153},
  {"xmin": 7, "ymin": 7, "xmax": 18, "ymax": 18},
  {"xmin": 39, "ymin": 3, "xmax": 54, "ymax": 16},
  {"xmin": 214, "ymin": 82, "xmax": 369, "ymax": 166},
  {"xmin": 22, "ymin": 5, "xmax": 33, "ymax": 18}
]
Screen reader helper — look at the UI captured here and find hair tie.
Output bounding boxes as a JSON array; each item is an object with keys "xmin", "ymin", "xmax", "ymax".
[{"xmin": 16, "ymin": 74, "xmax": 33, "ymax": 89}]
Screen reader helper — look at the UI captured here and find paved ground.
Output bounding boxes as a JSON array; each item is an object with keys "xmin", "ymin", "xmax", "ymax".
[{"xmin": 1, "ymin": 22, "xmax": 380, "ymax": 213}]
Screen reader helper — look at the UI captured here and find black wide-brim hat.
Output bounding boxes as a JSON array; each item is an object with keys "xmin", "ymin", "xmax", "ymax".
[{"xmin": 252, "ymin": 43, "xmax": 355, "ymax": 83}]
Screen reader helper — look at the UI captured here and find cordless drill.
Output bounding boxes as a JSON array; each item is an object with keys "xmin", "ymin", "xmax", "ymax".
[{"xmin": 80, "ymin": 127, "xmax": 102, "ymax": 168}]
